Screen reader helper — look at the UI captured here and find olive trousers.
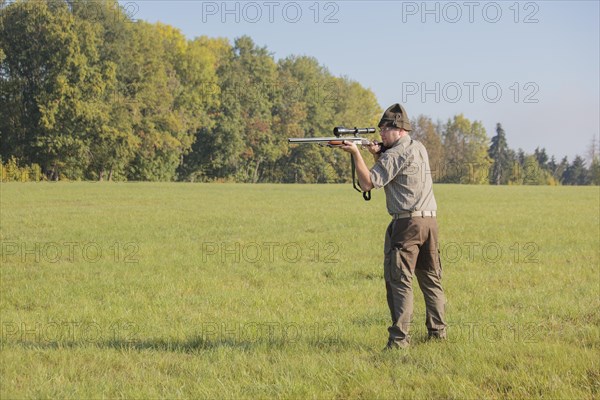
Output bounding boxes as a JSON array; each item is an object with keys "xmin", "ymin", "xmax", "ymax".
[{"xmin": 384, "ymin": 216, "xmax": 447, "ymax": 345}]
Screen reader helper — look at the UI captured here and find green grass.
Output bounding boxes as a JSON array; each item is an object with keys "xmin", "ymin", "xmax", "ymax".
[{"xmin": 1, "ymin": 183, "xmax": 599, "ymax": 399}]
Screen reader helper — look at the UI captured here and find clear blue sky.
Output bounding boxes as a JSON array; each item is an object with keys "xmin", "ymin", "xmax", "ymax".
[{"xmin": 122, "ymin": 0, "xmax": 599, "ymax": 162}]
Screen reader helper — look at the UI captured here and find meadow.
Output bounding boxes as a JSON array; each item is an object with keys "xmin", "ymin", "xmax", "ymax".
[{"xmin": 1, "ymin": 183, "xmax": 598, "ymax": 399}]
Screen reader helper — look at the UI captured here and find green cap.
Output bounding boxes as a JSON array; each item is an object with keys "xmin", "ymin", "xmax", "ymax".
[{"xmin": 378, "ymin": 103, "xmax": 412, "ymax": 131}]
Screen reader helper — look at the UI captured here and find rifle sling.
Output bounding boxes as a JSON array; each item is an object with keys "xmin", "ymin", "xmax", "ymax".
[{"xmin": 351, "ymin": 155, "xmax": 371, "ymax": 201}]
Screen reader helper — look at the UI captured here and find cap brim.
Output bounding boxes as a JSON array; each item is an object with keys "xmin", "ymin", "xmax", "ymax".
[{"xmin": 378, "ymin": 120, "xmax": 396, "ymax": 128}]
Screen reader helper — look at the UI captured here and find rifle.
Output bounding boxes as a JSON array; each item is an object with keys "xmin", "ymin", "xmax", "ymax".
[{"xmin": 288, "ymin": 127, "xmax": 380, "ymax": 201}]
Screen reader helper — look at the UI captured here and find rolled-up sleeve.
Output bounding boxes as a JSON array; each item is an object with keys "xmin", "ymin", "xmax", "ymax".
[{"xmin": 370, "ymin": 153, "xmax": 405, "ymax": 189}]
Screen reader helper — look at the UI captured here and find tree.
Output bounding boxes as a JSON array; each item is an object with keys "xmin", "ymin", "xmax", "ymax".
[
  {"xmin": 177, "ymin": 36, "xmax": 230, "ymax": 181},
  {"xmin": 120, "ymin": 21, "xmax": 206, "ymax": 181},
  {"xmin": 586, "ymin": 135, "xmax": 600, "ymax": 185},
  {"xmin": 277, "ymin": 55, "xmax": 341, "ymax": 183},
  {"xmin": 274, "ymin": 55, "xmax": 379, "ymax": 184},
  {"xmin": 488, "ymin": 123, "xmax": 511, "ymax": 185},
  {"xmin": 411, "ymin": 115, "xmax": 443, "ymax": 182},
  {"xmin": 70, "ymin": 0, "xmax": 141, "ymax": 180},
  {"xmin": 187, "ymin": 36, "xmax": 253, "ymax": 181},
  {"xmin": 534, "ymin": 147, "xmax": 549, "ymax": 169},
  {"xmin": 522, "ymin": 155, "xmax": 554, "ymax": 185},
  {"xmin": 589, "ymin": 158, "xmax": 600, "ymax": 185},
  {"xmin": 563, "ymin": 156, "xmax": 589, "ymax": 185},
  {"xmin": 441, "ymin": 114, "xmax": 491, "ymax": 184},
  {"xmin": 0, "ymin": 0, "xmax": 111, "ymax": 180},
  {"xmin": 547, "ymin": 155, "xmax": 557, "ymax": 176},
  {"xmin": 233, "ymin": 36, "xmax": 282, "ymax": 183},
  {"xmin": 553, "ymin": 156, "xmax": 569, "ymax": 184},
  {"xmin": 586, "ymin": 135, "xmax": 599, "ymax": 165}
]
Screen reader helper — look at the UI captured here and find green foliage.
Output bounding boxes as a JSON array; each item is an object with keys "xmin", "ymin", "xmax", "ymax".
[
  {"xmin": 180, "ymin": 46, "xmax": 381, "ymax": 184},
  {"xmin": 488, "ymin": 123, "xmax": 511, "ymax": 185},
  {"xmin": 589, "ymin": 158, "xmax": 600, "ymax": 185},
  {"xmin": 441, "ymin": 114, "xmax": 491, "ymax": 184},
  {"xmin": 562, "ymin": 156, "xmax": 590, "ymax": 185},
  {"xmin": 553, "ymin": 156, "xmax": 570, "ymax": 184},
  {"xmin": 411, "ymin": 115, "xmax": 444, "ymax": 181},
  {"xmin": 0, "ymin": 156, "xmax": 43, "ymax": 181},
  {"xmin": 586, "ymin": 136, "xmax": 600, "ymax": 185},
  {"xmin": 273, "ymin": 55, "xmax": 380, "ymax": 184},
  {"xmin": 1, "ymin": 1, "xmax": 76, "ymax": 176},
  {"xmin": 521, "ymin": 155, "xmax": 556, "ymax": 185},
  {"xmin": 0, "ymin": 0, "xmax": 219, "ymax": 182},
  {"xmin": 70, "ymin": 0, "xmax": 139, "ymax": 181},
  {"xmin": 0, "ymin": 1, "xmax": 596, "ymax": 185}
]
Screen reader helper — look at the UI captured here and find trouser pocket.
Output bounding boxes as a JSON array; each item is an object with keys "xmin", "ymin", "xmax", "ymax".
[{"xmin": 390, "ymin": 247, "xmax": 403, "ymax": 282}]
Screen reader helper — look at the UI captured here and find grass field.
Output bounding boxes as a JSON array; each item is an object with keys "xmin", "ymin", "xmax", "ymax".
[{"xmin": 1, "ymin": 183, "xmax": 599, "ymax": 399}]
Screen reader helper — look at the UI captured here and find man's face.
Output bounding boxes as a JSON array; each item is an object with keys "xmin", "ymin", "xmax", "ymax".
[{"xmin": 379, "ymin": 126, "xmax": 402, "ymax": 147}]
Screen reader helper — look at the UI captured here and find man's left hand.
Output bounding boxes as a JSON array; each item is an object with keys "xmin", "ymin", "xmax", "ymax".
[{"xmin": 340, "ymin": 141, "xmax": 359, "ymax": 154}]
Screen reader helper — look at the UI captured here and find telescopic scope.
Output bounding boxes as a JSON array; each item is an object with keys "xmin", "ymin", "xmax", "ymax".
[{"xmin": 333, "ymin": 126, "xmax": 376, "ymax": 137}]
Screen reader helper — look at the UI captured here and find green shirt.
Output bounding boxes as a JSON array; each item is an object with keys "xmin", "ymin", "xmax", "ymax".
[{"xmin": 370, "ymin": 135, "xmax": 437, "ymax": 215}]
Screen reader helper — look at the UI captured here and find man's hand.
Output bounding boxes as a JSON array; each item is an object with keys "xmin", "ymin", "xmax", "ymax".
[
  {"xmin": 340, "ymin": 141, "xmax": 380, "ymax": 155},
  {"xmin": 365, "ymin": 142, "xmax": 381, "ymax": 155},
  {"xmin": 340, "ymin": 141, "xmax": 359, "ymax": 155}
]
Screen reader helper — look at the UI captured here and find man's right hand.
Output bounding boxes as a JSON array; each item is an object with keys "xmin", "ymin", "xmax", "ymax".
[{"xmin": 366, "ymin": 142, "xmax": 381, "ymax": 156}]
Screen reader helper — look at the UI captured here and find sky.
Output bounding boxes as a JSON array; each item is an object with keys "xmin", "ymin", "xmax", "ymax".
[{"xmin": 120, "ymin": 0, "xmax": 599, "ymax": 162}]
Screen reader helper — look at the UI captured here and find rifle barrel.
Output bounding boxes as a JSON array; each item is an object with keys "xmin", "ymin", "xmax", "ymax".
[{"xmin": 289, "ymin": 137, "xmax": 373, "ymax": 145}]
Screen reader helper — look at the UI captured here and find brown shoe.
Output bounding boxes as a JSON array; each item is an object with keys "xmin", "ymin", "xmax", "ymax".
[
  {"xmin": 383, "ymin": 340, "xmax": 409, "ymax": 351},
  {"xmin": 427, "ymin": 330, "xmax": 447, "ymax": 340}
]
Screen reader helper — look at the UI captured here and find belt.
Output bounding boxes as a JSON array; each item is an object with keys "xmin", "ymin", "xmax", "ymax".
[{"xmin": 392, "ymin": 210, "xmax": 436, "ymax": 219}]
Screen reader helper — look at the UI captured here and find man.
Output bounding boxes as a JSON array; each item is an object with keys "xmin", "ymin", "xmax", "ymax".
[{"xmin": 341, "ymin": 103, "xmax": 447, "ymax": 349}]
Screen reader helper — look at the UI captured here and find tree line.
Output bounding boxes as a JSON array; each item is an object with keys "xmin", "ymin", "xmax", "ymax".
[
  {"xmin": 1, "ymin": 0, "xmax": 598, "ymax": 185},
  {"xmin": 411, "ymin": 117, "xmax": 599, "ymax": 185}
]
